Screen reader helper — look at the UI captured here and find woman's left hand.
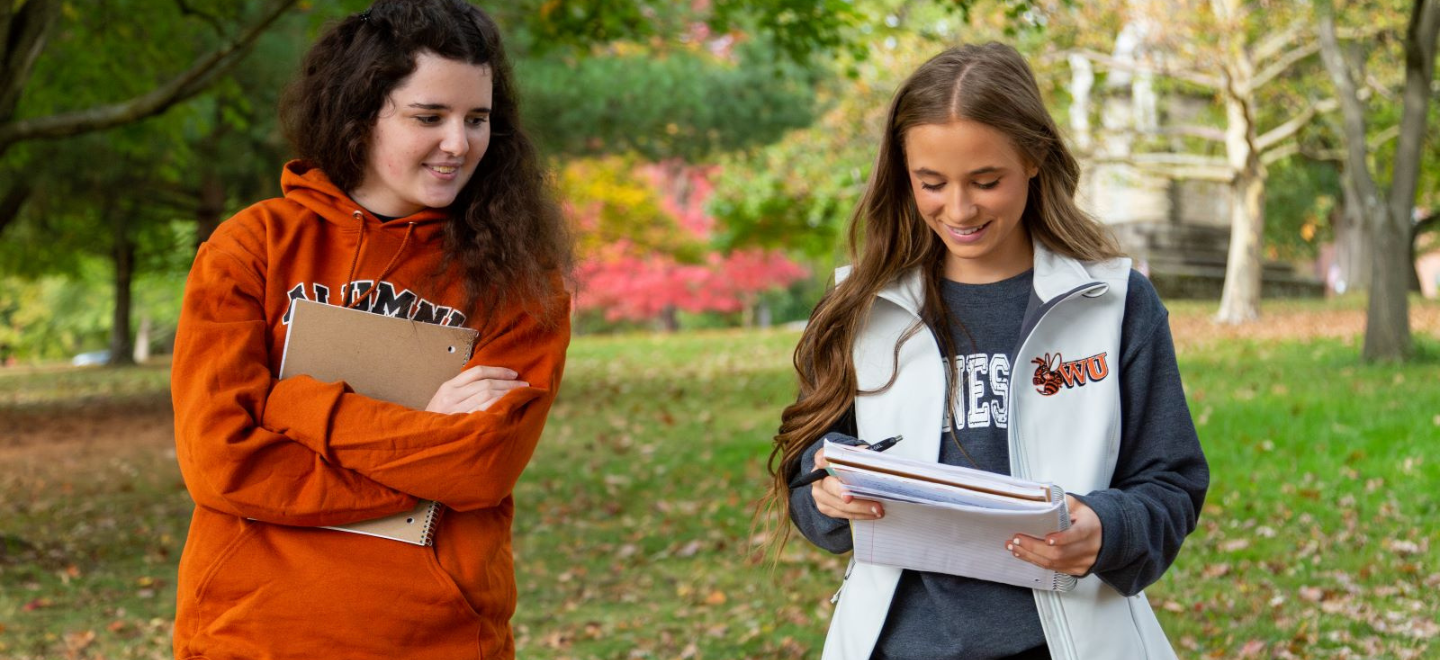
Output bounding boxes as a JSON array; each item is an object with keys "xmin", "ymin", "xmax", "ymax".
[{"xmin": 1007, "ymin": 495, "xmax": 1101, "ymax": 577}]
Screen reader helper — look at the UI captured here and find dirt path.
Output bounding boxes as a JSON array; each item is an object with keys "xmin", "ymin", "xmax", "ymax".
[{"xmin": 0, "ymin": 398, "xmax": 174, "ymax": 464}]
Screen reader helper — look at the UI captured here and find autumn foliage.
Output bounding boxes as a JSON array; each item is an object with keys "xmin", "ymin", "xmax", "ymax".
[{"xmin": 562, "ymin": 157, "xmax": 808, "ymax": 325}]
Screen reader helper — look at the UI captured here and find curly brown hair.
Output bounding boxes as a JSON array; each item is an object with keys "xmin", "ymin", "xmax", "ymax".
[{"xmin": 280, "ymin": 0, "xmax": 572, "ymax": 326}]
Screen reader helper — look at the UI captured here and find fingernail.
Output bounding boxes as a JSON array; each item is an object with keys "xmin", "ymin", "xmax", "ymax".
[
  {"xmin": 1005, "ymin": 544, "xmax": 1012, "ymax": 551},
  {"xmin": 1048, "ymin": 539, "xmax": 1055, "ymax": 546},
  {"xmin": 1013, "ymin": 552, "xmax": 1020, "ymax": 558},
  {"xmin": 1013, "ymin": 537, "xmax": 1022, "ymax": 547},
  {"xmin": 871, "ymin": 506, "xmax": 880, "ymax": 516}
]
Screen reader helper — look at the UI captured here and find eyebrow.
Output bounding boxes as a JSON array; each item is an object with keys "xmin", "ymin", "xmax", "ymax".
[
  {"xmin": 912, "ymin": 166, "xmax": 1003, "ymax": 177},
  {"xmin": 407, "ymin": 102, "xmax": 491, "ymax": 113}
]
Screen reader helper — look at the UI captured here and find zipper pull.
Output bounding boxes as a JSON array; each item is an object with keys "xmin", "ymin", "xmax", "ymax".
[{"xmin": 830, "ymin": 558, "xmax": 857, "ymax": 604}]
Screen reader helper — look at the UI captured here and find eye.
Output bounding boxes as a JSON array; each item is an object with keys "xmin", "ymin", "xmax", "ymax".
[
  {"xmin": 920, "ymin": 181, "xmax": 944, "ymax": 192},
  {"xmin": 414, "ymin": 115, "xmax": 440, "ymax": 125},
  {"xmin": 466, "ymin": 116, "xmax": 489, "ymax": 127},
  {"xmin": 975, "ymin": 179, "xmax": 1000, "ymax": 190}
]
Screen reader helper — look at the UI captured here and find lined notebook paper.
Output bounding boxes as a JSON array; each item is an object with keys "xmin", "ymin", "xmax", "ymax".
[
  {"xmin": 278, "ymin": 299, "xmax": 478, "ymax": 546},
  {"xmin": 825, "ymin": 440, "xmax": 1077, "ymax": 592}
]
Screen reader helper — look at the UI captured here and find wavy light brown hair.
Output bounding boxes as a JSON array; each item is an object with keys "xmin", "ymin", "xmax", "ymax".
[
  {"xmin": 760, "ymin": 43, "xmax": 1121, "ymax": 554},
  {"xmin": 280, "ymin": 0, "xmax": 572, "ymax": 327}
]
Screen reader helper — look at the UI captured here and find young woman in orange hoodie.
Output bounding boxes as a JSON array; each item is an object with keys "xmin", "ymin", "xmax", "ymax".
[{"xmin": 170, "ymin": 2, "xmax": 572, "ymax": 658}]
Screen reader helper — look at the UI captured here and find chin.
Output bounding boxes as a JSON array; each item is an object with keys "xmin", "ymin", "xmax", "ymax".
[{"xmin": 419, "ymin": 191, "xmax": 462, "ymax": 210}]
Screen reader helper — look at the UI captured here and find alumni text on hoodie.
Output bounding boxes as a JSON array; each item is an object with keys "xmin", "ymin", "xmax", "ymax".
[{"xmin": 171, "ymin": 161, "xmax": 569, "ymax": 660}]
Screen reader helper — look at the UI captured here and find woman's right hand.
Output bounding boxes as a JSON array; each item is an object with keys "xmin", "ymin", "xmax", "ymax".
[
  {"xmin": 810, "ymin": 448, "xmax": 885, "ymax": 520},
  {"xmin": 425, "ymin": 366, "xmax": 529, "ymax": 414}
]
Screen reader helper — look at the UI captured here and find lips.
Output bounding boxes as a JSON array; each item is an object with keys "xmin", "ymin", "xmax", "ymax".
[
  {"xmin": 426, "ymin": 164, "xmax": 461, "ymax": 175},
  {"xmin": 943, "ymin": 220, "xmax": 991, "ymax": 242}
]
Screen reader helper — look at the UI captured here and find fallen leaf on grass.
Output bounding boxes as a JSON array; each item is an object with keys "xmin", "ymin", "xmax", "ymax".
[
  {"xmin": 1238, "ymin": 639, "xmax": 1266, "ymax": 657},
  {"xmin": 21, "ymin": 598, "xmax": 53, "ymax": 611},
  {"xmin": 1202, "ymin": 563, "xmax": 1230, "ymax": 578},
  {"xmin": 64, "ymin": 629, "xmax": 96, "ymax": 653},
  {"xmin": 704, "ymin": 590, "xmax": 727, "ymax": 605},
  {"xmin": 1220, "ymin": 538, "xmax": 1250, "ymax": 552},
  {"xmin": 1383, "ymin": 539, "xmax": 1423, "ymax": 555}
]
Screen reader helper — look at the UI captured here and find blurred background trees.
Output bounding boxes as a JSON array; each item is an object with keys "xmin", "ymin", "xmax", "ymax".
[{"xmin": 0, "ymin": 0, "xmax": 1435, "ymax": 364}]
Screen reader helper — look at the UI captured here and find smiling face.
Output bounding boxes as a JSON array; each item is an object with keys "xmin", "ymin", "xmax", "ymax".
[
  {"xmin": 350, "ymin": 51, "xmax": 494, "ymax": 218},
  {"xmin": 903, "ymin": 119, "xmax": 1038, "ymax": 284}
]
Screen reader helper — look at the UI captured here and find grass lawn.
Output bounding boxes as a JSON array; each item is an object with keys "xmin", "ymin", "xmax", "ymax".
[{"xmin": 1, "ymin": 298, "xmax": 1437, "ymax": 659}]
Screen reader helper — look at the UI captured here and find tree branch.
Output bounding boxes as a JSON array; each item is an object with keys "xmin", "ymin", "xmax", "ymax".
[
  {"xmin": 1365, "ymin": 74, "xmax": 1399, "ymax": 102},
  {"xmin": 1250, "ymin": 40, "xmax": 1321, "ymax": 91},
  {"xmin": 1087, "ymin": 153, "xmax": 1235, "ymax": 182},
  {"xmin": 0, "ymin": 0, "xmax": 62, "ymax": 122},
  {"xmin": 1301, "ymin": 124, "xmax": 1401, "ymax": 162},
  {"xmin": 1256, "ymin": 98, "xmax": 1338, "ymax": 151},
  {"xmin": 0, "ymin": 0, "xmax": 300, "ymax": 156},
  {"xmin": 1055, "ymin": 48, "xmax": 1225, "ymax": 90},
  {"xmin": 1152, "ymin": 124, "xmax": 1228, "ymax": 142},
  {"xmin": 1252, "ymin": 20, "xmax": 1307, "ymax": 64},
  {"xmin": 175, "ymin": 0, "xmax": 227, "ymax": 35},
  {"xmin": 1261, "ymin": 141, "xmax": 1299, "ymax": 165}
]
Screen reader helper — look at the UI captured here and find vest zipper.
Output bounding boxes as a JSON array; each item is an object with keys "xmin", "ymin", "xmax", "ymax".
[{"xmin": 1007, "ymin": 281, "xmax": 1107, "ymax": 660}]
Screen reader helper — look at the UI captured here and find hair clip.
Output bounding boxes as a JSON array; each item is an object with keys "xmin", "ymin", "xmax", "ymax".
[{"xmin": 358, "ymin": 9, "xmax": 371, "ymax": 22}]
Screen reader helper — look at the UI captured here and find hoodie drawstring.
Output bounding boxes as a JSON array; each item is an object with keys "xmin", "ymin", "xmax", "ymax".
[
  {"xmin": 345, "ymin": 218, "xmax": 417, "ymax": 309},
  {"xmin": 342, "ymin": 210, "xmax": 368, "ymax": 306}
]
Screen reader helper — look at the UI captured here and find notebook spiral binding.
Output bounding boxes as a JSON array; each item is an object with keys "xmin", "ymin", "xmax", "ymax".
[
  {"xmin": 419, "ymin": 502, "xmax": 445, "ymax": 546},
  {"xmin": 1050, "ymin": 484, "xmax": 1079, "ymax": 592}
]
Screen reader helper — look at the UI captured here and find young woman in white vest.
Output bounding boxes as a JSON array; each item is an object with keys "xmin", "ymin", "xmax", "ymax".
[{"xmin": 764, "ymin": 43, "xmax": 1209, "ymax": 660}]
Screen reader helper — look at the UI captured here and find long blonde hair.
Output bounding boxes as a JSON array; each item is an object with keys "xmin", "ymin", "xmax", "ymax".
[{"xmin": 759, "ymin": 42, "xmax": 1121, "ymax": 556}]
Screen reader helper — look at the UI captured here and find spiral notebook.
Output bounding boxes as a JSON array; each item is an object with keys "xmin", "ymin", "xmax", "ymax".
[
  {"xmin": 824, "ymin": 440, "xmax": 1077, "ymax": 592},
  {"xmin": 278, "ymin": 299, "xmax": 478, "ymax": 546}
]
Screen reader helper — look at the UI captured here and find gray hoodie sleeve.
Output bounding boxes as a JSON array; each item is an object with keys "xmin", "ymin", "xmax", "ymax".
[
  {"xmin": 787, "ymin": 410, "xmax": 867, "ymax": 555},
  {"xmin": 1072, "ymin": 272, "xmax": 1209, "ymax": 597}
]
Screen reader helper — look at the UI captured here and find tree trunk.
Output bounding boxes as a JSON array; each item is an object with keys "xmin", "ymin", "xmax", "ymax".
[
  {"xmin": 1213, "ymin": 0, "xmax": 1264, "ymax": 324},
  {"xmin": 1363, "ymin": 219, "xmax": 1412, "ymax": 360},
  {"xmin": 1335, "ymin": 172, "xmax": 1373, "ymax": 294},
  {"xmin": 1411, "ymin": 213, "xmax": 1438, "ymax": 292},
  {"xmin": 134, "ymin": 315, "xmax": 151, "ymax": 363},
  {"xmin": 1363, "ymin": 0, "xmax": 1439, "ymax": 361},
  {"xmin": 194, "ymin": 100, "xmax": 227, "ymax": 250},
  {"xmin": 196, "ymin": 167, "xmax": 225, "ymax": 249},
  {"xmin": 1216, "ymin": 168, "xmax": 1264, "ymax": 322},
  {"xmin": 658, "ymin": 305, "xmax": 679, "ymax": 333},
  {"xmin": 109, "ymin": 207, "xmax": 136, "ymax": 367},
  {"xmin": 0, "ymin": 180, "xmax": 31, "ymax": 238}
]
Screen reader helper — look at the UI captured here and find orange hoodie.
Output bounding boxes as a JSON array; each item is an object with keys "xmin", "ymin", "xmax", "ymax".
[{"xmin": 171, "ymin": 161, "xmax": 569, "ymax": 660}]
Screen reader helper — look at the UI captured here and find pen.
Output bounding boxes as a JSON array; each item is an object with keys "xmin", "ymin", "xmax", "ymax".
[{"xmin": 791, "ymin": 435, "xmax": 905, "ymax": 489}]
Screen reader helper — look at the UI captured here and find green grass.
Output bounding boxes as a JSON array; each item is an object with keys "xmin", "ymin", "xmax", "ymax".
[
  {"xmin": 1161, "ymin": 337, "xmax": 1440, "ymax": 657},
  {"xmin": 1, "ymin": 312, "xmax": 1438, "ymax": 659}
]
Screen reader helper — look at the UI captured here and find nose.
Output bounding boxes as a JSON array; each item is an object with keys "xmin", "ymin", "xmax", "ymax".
[
  {"xmin": 943, "ymin": 187, "xmax": 977, "ymax": 224},
  {"xmin": 440, "ymin": 119, "xmax": 468, "ymax": 158}
]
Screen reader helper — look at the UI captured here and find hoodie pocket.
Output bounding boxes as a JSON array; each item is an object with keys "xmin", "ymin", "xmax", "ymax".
[
  {"xmin": 190, "ymin": 522, "xmax": 486, "ymax": 659},
  {"xmin": 192, "ymin": 522, "xmax": 259, "ymax": 605}
]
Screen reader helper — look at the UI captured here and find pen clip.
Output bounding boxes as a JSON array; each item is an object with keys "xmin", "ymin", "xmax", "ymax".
[{"xmin": 866, "ymin": 435, "xmax": 903, "ymax": 453}]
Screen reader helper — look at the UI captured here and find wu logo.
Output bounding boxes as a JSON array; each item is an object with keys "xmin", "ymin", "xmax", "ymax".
[{"xmin": 1030, "ymin": 352, "xmax": 1109, "ymax": 396}]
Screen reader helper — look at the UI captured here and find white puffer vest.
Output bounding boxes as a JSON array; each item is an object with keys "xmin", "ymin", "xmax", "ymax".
[{"xmin": 821, "ymin": 242, "xmax": 1177, "ymax": 660}]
